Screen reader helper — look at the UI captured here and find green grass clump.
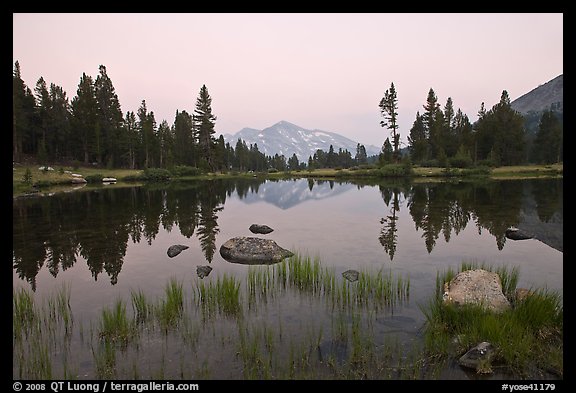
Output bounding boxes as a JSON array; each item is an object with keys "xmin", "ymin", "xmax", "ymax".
[
  {"xmin": 99, "ymin": 300, "xmax": 134, "ymax": 345},
  {"xmin": 131, "ymin": 289, "xmax": 151, "ymax": 323},
  {"xmin": 156, "ymin": 278, "xmax": 184, "ymax": 329},
  {"xmin": 46, "ymin": 284, "xmax": 73, "ymax": 334},
  {"xmin": 194, "ymin": 274, "xmax": 242, "ymax": 317},
  {"xmin": 288, "ymin": 254, "xmax": 323, "ymax": 292},
  {"xmin": 13, "ymin": 287, "xmax": 37, "ymax": 340}
]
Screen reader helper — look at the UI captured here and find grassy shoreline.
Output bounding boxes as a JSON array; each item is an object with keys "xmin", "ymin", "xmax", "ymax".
[{"xmin": 13, "ymin": 163, "xmax": 563, "ymax": 198}]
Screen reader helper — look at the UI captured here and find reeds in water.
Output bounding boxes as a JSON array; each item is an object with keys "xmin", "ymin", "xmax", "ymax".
[
  {"xmin": 13, "ymin": 287, "xmax": 37, "ymax": 340},
  {"xmin": 131, "ymin": 289, "xmax": 150, "ymax": 323},
  {"xmin": 99, "ymin": 299, "xmax": 134, "ymax": 345},
  {"xmin": 194, "ymin": 274, "xmax": 241, "ymax": 317},
  {"xmin": 156, "ymin": 278, "xmax": 184, "ymax": 329}
]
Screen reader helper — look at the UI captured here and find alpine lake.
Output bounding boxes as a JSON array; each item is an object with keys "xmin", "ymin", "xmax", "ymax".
[{"xmin": 12, "ymin": 176, "xmax": 563, "ymax": 380}]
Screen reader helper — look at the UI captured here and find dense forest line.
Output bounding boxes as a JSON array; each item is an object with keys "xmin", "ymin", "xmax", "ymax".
[{"xmin": 13, "ymin": 62, "xmax": 563, "ymax": 173}]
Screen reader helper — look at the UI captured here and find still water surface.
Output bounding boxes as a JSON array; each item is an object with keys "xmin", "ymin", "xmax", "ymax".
[{"xmin": 12, "ymin": 177, "xmax": 563, "ymax": 379}]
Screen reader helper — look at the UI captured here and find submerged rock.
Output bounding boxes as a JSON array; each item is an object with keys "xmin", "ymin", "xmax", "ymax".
[
  {"xmin": 167, "ymin": 244, "xmax": 189, "ymax": 258},
  {"xmin": 196, "ymin": 265, "xmax": 213, "ymax": 279},
  {"xmin": 505, "ymin": 227, "xmax": 533, "ymax": 240},
  {"xmin": 219, "ymin": 237, "xmax": 293, "ymax": 264},
  {"xmin": 342, "ymin": 269, "xmax": 359, "ymax": 282},
  {"xmin": 458, "ymin": 341, "xmax": 496, "ymax": 374},
  {"xmin": 443, "ymin": 269, "xmax": 511, "ymax": 313},
  {"xmin": 249, "ymin": 224, "xmax": 274, "ymax": 234},
  {"xmin": 317, "ymin": 339, "xmax": 348, "ymax": 364}
]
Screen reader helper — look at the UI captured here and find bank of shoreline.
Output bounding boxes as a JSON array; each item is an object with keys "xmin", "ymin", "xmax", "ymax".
[{"xmin": 12, "ymin": 163, "xmax": 563, "ymax": 198}]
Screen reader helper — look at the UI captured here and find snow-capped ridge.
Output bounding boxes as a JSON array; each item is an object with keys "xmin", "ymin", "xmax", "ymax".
[{"xmin": 222, "ymin": 121, "xmax": 380, "ymax": 160}]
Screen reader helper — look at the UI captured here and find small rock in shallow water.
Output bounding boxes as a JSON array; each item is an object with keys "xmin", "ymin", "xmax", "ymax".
[
  {"xmin": 505, "ymin": 227, "xmax": 533, "ymax": 240},
  {"xmin": 249, "ymin": 224, "xmax": 274, "ymax": 234},
  {"xmin": 196, "ymin": 265, "xmax": 213, "ymax": 279},
  {"xmin": 458, "ymin": 341, "xmax": 496, "ymax": 373},
  {"xmin": 167, "ymin": 244, "xmax": 189, "ymax": 258},
  {"xmin": 342, "ymin": 269, "xmax": 359, "ymax": 282}
]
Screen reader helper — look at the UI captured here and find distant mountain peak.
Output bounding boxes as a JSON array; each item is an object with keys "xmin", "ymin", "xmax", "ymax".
[
  {"xmin": 222, "ymin": 121, "xmax": 380, "ymax": 160},
  {"xmin": 511, "ymin": 74, "xmax": 563, "ymax": 115}
]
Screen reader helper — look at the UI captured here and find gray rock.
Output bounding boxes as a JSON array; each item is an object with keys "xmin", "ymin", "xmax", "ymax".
[
  {"xmin": 342, "ymin": 269, "xmax": 359, "ymax": 282},
  {"xmin": 443, "ymin": 269, "xmax": 511, "ymax": 313},
  {"xmin": 505, "ymin": 227, "xmax": 533, "ymax": 240},
  {"xmin": 219, "ymin": 237, "xmax": 293, "ymax": 264},
  {"xmin": 70, "ymin": 177, "xmax": 87, "ymax": 184},
  {"xmin": 167, "ymin": 244, "xmax": 189, "ymax": 258},
  {"xmin": 458, "ymin": 341, "xmax": 496, "ymax": 373},
  {"xmin": 196, "ymin": 265, "xmax": 213, "ymax": 279},
  {"xmin": 249, "ymin": 224, "xmax": 274, "ymax": 234}
]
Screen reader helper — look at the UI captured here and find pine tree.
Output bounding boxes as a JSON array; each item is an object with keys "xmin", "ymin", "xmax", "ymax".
[
  {"xmin": 13, "ymin": 61, "xmax": 37, "ymax": 161},
  {"xmin": 288, "ymin": 153, "xmax": 300, "ymax": 170},
  {"xmin": 214, "ymin": 135, "xmax": 226, "ymax": 171},
  {"xmin": 34, "ymin": 77, "xmax": 51, "ymax": 153},
  {"xmin": 173, "ymin": 110, "xmax": 195, "ymax": 166},
  {"xmin": 476, "ymin": 91, "xmax": 526, "ymax": 165},
  {"xmin": 308, "ymin": 155, "xmax": 314, "ymax": 170},
  {"xmin": 122, "ymin": 111, "xmax": 138, "ymax": 169},
  {"xmin": 443, "ymin": 97, "xmax": 457, "ymax": 157},
  {"xmin": 380, "ymin": 138, "xmax": 393, "ymax": 165},
  {"xmin": 157, "ymin": 120, "xmax": 172, "ymax": 168},
  {"xmin": 379, "ymin": 82, "xmax": 400, "ymax": 161},
  {"xmin": 327, "ymin": 145, "xmax": 336, "ymax": 168},
  {"xmin": 532, "ymin": 110, "xmax": 562, "ymax": 164},
  {"xmin": 48, "ymin": 83, "xmax": 71, "ymax": 161},
  {"xmin": 95, "ymin": 65, "xmax": 123, "ymax": 167},
  {"xmin": 422, "ymin": 88, "xmax": 442, "ymax": 160},
  {"xmin": 71, "ymin": 73, "xmax": 98, "ymax": 163},
  {"xmin": 137, "ymin": 100, "xmax": 157, "ymax": 168},
  {"xmin": 408, "ymin": 112, "xmax": 427, "ymax": 162},
  {"xmin": 355, "ymin": 143, "xmax": 367, "ymax": 164},
  {"xmin": 235, "ymin": 139, "xmax": 247, "ymax": 170},
  {"xmin": 473, "ymin": 102, "xmax": 488, "ymax": 163},
  {"xmin": 194, "ymin": 85, "xmax": 217, "ymax": 171},
  {"xmin": 453, "ymin": 109, "xmax": 473, "ymax": 158}
]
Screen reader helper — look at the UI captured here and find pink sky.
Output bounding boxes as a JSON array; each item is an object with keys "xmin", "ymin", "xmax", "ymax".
[{"xmin": 13, "ymin": 13, "xmax": 563, "ymax": 148}]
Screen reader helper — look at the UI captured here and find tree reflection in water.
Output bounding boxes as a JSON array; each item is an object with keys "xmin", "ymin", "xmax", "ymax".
[{"xmin": 13, "ymin": 178, "xmax": 562, "ymax": 289}]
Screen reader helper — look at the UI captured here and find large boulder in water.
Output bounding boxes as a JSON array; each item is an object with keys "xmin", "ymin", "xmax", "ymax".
[
  {"xmin": 167, "ymin": 244, "xmax": 189, "ymax": 258},
  {"xmin": 249, "ymin": 224, "xmax": 274, "ymax": 234},
  {"xmin": 219, "ymin": 236, "xmax": 293, "ymax": 264},
  {"xmin": 443, "ymin": 269, "xmax": 511, "ymax": 313}
]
